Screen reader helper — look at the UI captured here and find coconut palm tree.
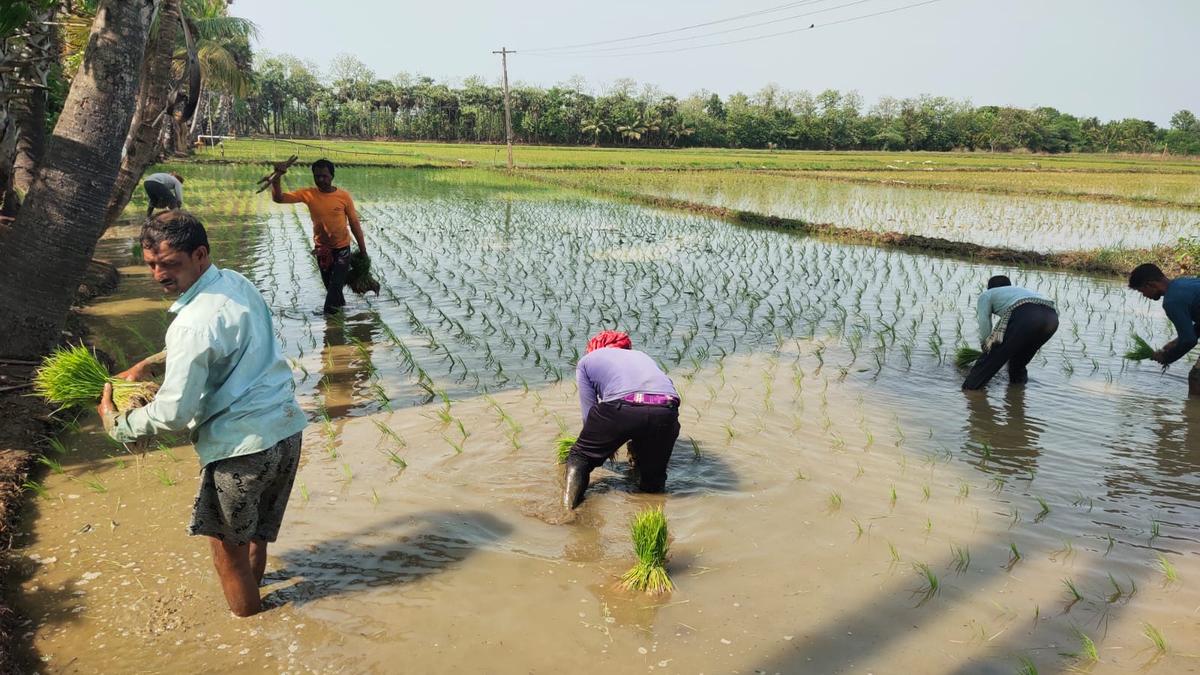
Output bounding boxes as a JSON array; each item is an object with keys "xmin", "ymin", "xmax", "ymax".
[{"xmin": 580, "ymin": 118, "xmax": 609, "ymax": 146}]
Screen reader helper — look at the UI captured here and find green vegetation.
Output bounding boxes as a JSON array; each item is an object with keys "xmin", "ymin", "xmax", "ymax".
[
  {"xmin": 34, "ymin": 344, "xmax": 157, "ymax": 411},
  {"xmin": 1124, "ymin": 334, "xmax": 1155, "ymax": 361},
  {"xmin": 954, "ymin": 347, "xmax": 982, "ymax": 369},
  {"xmin": 555, "ymin": 435, "xmax": 576, "ymax": 464},
  {"xmin": 620, "ymin": 507, "xmax": 673, "ymax": 594}
]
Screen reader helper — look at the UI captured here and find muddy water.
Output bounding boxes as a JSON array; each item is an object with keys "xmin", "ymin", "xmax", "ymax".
[{"xmin": 11, "ymin": 167, "xmax": 1200, "ymax": 674}]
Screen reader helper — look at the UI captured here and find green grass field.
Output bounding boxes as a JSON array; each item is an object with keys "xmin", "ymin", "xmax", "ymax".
[{"xmin": 194, "ymin": 137, "xmax": 1200, "ymax": 174}]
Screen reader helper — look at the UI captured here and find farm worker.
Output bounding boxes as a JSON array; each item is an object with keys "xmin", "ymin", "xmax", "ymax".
[
  {"xmin": 96, "ymin": 211, "xmax": 306, "ymax": 617},
  {"xmin": 962, "ymin": 275, "xmax": 1059, "ymax": 390},
  {"xmin": 269, "ymin": 158, "xmax": 367, "ymax": 316},
  {"xmin": 563, "ymin": 330, "xmax": 681, "ymax": 510},
  {"xmin": 142, "ymin": 171, "xmax": 184, "ymax": 217},
  {"xmin": 1128, "ymin": 263, "xmax": 1200, "ymax": 396}
]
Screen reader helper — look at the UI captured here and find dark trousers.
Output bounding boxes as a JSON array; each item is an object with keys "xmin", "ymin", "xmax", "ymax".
[
  {"xmin": 143, "ymin": 180, "xmax": 179, "ymax": 209},
  {"xmin": 568, "ymin": 400, "xmax": 680, "ymax": 492},
  {"xmin": 963, "ymin": 304, "xmax": 1059, "ymax": 390},
  {"xmin": 320, "ymin": 246, "xmax": 352, "ymax": 314}
]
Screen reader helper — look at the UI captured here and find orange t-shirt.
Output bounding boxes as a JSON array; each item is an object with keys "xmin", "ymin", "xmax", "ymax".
[{"xmin": 280, "ymin": 187, "xmax": 357, "ymax": 249}]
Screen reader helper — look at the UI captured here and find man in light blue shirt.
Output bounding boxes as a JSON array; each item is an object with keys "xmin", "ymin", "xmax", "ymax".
[
  {"xmin": 97, "ymin": 211, "xmax": 306, "ymax": 617},
  {"xmin": 962, "ymin": 275, "xmax": 1058, "ymax": 390}
]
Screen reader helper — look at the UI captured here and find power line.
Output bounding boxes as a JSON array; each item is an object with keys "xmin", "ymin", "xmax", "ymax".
[
  {"xmin": 527, "ymin": 0, "xmax": 884, "ymax": 56},
  {"xmin": 519, "ymin": 0, "xmax": 836, "ymax": 53},
  {"xmin": 524, "ymin": 0, "xmax": 946, "ymax": 58}
]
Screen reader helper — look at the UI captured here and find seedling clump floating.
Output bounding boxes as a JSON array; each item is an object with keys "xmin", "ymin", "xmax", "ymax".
[
  {"xmin": 621, "ymin": 506, "xmax": 673, "ymax": 594},
  {"xmin": 34, "ymin": 344, "xmax": 158, "ymax": 412}
]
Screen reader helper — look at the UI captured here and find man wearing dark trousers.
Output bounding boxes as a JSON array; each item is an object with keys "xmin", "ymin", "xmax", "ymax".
[
  {"xmin": 1128, "ymin": 263, "xmax": 1200, "ymax": 397},
  {"xmin": 564, "ymin": 330, "xmax": 680, "ymax": 510},
  {"xmin": 269, "ymin": 158, "xmax": 366, "ymax": 315},
  {"xmin": 963, "ymin": 275, "xmax": 1059, "ymax": 390}
]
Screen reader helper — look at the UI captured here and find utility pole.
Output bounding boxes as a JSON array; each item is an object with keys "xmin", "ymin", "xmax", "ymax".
[{"xmin": 492, "ymin": 47, "xmax": 516, "ymax": 170}]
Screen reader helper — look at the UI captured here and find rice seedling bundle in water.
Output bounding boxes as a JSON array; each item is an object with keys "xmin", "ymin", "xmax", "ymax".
[
  {"xmin": 954, "ymin": 346, "xmax": 982, "ymax": 368},
  {"xmin": 555, "ymin": 435, "xmax": 576, "ymax": 463},
  {"xmin": 346, "ymin": 251, "xmax": 381, "ymax": 295},
  {"xmin": 34, "ymin": 345, "xmax": 158, "ymax": 411},
  {"xmin": 621, "ymin": 506, "xmax": 673, "ymax": 594},
  {"xmin": 1124, "ymin": 334, "xmax": 1154, "ymax": 361}
]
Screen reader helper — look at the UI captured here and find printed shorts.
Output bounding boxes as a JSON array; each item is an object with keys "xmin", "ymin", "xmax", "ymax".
[{"xmin": 188, "ymin": 432, "xmax": 302, "ymax": 547}]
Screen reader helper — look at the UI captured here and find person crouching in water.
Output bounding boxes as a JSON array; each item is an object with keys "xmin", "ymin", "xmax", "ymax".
[
  {"xmin": 963, "ymin": 275, "xmax": 1059, "ymax": 390},
  {"xmin": 564, "ymin": 331, "xmax": 681, "ymax": 509}
]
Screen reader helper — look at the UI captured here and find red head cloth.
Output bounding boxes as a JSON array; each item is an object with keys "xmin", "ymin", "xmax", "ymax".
[{"xmin": 586, "ymin": 330, "xmax": 632, "ymax": 354}]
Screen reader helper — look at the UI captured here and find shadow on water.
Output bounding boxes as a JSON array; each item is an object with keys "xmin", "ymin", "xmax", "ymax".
[
  {"xmin": 961, "ymin": 386, "xmax": 1044, "ymax": 478},
  {"xmin": 264, "ymin": 510, "xmax": 512, "ymax": 608}
]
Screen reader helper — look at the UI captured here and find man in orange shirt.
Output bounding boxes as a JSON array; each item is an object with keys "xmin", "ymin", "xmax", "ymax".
[{"xmin": 269, "ymin": 159, "xmax": 367, "ymax": 315}]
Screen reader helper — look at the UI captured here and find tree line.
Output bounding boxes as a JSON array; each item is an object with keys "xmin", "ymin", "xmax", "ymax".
[{"xmin": 225, "ymin": 53, "xmax": 1200, "ymax": 155}]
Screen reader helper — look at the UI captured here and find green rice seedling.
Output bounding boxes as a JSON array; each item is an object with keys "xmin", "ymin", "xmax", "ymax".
[
  {"xmin": 1124, "ymin": 334, "xmax": 1154, "ymax": 361},
  {"xmin": 958, "ymin": 481, "xmax": 970, "ymax": 500},
  {"xmin": 1034, "ymin": 496, "xmax": 1051, "ymax": 522},
  {"xmin": 1016, "ymin": 655, "xmax": 1038, "ymax": 675},
  {"xmin": 620, "ymin": 506, "xmax": 672, "ymax": 594},
  {"xmin": 1104, "ymin": 532, "xmax": 1115, "ymax": 556},
  {"xmin": 827, "ymin": 491, "xmax": 843, "ymax": 512},
  {"xmin": 444, "ymin": 435, "xmax": 464, "ymax": 454},
  {"xmin": 299, "ymin": 481, "xmax": 309, "ymax": 503},
  {"xmin": 371, "ymin": 419, "xmax": 406, "ymax": 448},
  {"xmin": 46, "ymin": 437, "xmax": 70, "ymax": 455},
  {"xmin": 85, "ymin": 478, "xmax": 107, "ymax": 494},
  {"xmin": 1142, "ymin": 622, "xmax": 1167, "ymax": 654},
  {"xmin": 912, "ymin": 562, "xmax": 940, "ymax": 606},
  {"xmin": 889, "ymin": 484, "xmax": 897, "ymax": 508},
  {"xmin": 152, "ymin": 467, "xmax": 176, "ymax": 487},
  {"xmin": 555, "ymin": 435, "xmax": 576, "ymax": 464},
  {"xmin": 1106, "ymin": 573, "xmax": 1126, "ymax": 603},
  {"xmin": 950, "ymin": 544, "xmax": 971, "ymax": 574},
  {"xmin": 36, "ymin": 455, "xmax": 64, "ymax": 475},
  {"xmin": 22, "ymin": 480, "xmax": 48, "ymax": 498},
  {"xmin": 156, "ymin": 442, "xmax": 179, "ymax": 462},
  {"xmin": 851, "ymin": 517, "xmax": 865, "ymax": 540},
  {"xmin": 382, "ymin": 449, "xmax": 407, "ymax": 471},
  {"xmin": 1006, "ymin": 542, "xmax": 1021, "ymax": 570},
  {"xmin": 924, "ymin": 517, "xmax": 933, "ymax": 534},
  {"xmin": 371, "ymin": 487, "xmax": 380, "ymax": 505},
  {"xmin": 1072, "ymin": 627, "xmax": 1099, "ymax": 663},
  {"xmin": 888, "ymin": 541, "xmax": 901, "ymax": 565},
  {"xmin": 954, "ymin": 346, "xmax": 982, "ymax": 368},
  {"xmin": 1150, "ymin": 518, "xmax": 1161, "ymax": 540},
  {"xmin": 1156, "ymin": 553, "xmax": 1178, "ymax": 584},
  {"xmin": 33, "ymin": 344, "xmax": 158, "ymax": 411},
  {"xmin": 921, "ymin": 484, "xmax": 931, "ymax": 502},
  {"xmin": 795, "ymin": 469, "xmax": 808, "ymax": 480},
  {"xmin": 1062, "ymin": 577, "xmax": 1083, "ymax": 609},
  {"xmin": 341, "ymin": 463, "xmax": 353, "ymax": 482}
]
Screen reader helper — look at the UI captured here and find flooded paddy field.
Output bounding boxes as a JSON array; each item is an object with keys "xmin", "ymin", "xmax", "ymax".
[
  {"xmin": 10, "ymin": 167, "xmax": 1200, "ymax": 673},
  {"xmin": 535, "ymin": 169, "xmax": 1200, "ymax": 253}
]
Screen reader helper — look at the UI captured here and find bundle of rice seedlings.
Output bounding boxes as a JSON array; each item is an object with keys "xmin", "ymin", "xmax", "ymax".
[
  {"xmin": 34, "ymin": 345, "xmax": 158, "ymax": 412},
  {"xmin": 620, "ymin": 506, "xmax": 673, "ymax": 594},
  {"xmin": 346, "ymin": 250, "xmax": 381, "ymax": 295},
  {"xmin": 555, "ymin": 435, "xmax": 576, "ymax": 464},
  {"xmin": 1124, "ymin": 334, "xmax": 1155, "ymax": 361},
  {"xmin": 954, "ymin": 346, "xmax": 983, "ymax": 368}
]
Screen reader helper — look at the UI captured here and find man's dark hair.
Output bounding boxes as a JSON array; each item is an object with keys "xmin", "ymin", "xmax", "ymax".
[
  {"xmin": 987, "ymin": 275, "xmax": 1012, "ymax": 289},
  {"xmin": 1128, "ymin": 263, "xmax": 1167, "ymax": 289},
  {"xmin": 140, "ymin": 210, "xmax": 209, "ymax": 255},
  {"xmin": 311, "ymin": 158, "xmax": 335, "ymax": 177}
]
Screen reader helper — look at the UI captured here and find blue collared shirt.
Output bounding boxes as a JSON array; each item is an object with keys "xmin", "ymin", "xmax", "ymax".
[
  {"xmin": 109, "ymin": 264, "xmax": 306, "ymax": 466},
  {"xmin": 1162, "ymin": 277, "xmax": 1200, "ymax": 364}
]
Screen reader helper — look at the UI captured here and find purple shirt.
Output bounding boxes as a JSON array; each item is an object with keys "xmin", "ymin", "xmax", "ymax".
[{"xmin": 576, "ymin": 348, "xmax": 678, "ymax": 422}]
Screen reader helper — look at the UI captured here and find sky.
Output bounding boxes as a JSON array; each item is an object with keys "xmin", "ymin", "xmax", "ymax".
[{"xmin": 234, "ymin": 0, "xmax": 1198, "ymax": 125}]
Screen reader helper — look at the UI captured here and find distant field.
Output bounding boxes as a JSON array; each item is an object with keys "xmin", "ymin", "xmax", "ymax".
[{"xmin": 194, "ymin": 137, "xmax": 1200, "ymax": 174}]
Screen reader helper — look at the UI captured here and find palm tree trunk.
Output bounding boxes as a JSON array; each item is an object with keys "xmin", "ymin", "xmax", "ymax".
[
  {"xmin": 0, "ymin": 0, "xmax": 157, "ymax": 359},
  {"xmin": 103, "ymin": 0, "xmax": 181, "ymax": 227},
  {"xmin": 11, "ymin": 5, "xmax": 59, "ymax": 194}
]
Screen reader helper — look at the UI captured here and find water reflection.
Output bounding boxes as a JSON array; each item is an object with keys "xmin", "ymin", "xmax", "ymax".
[
  {"xmin": 962, "ymin": 387, "xmax": 1042, "ymax": 477},
  {"xmin": 318, "ymin": 312, "xmax": 379, "ymax": 418}
]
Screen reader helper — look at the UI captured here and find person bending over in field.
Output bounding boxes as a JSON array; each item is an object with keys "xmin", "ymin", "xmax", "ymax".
[
  {"xmin": 1128, "ymin": 263, "xmax": 1200, "ymax": 397},
  {"xmin": 269, "ymin": 158, "xmax": 367, "ymax": 315},
  {"xmin": 563, "ymin": 331, "xmax": 681, "ymax": 509},
  {"xmin": 97, "ymin": 211, "xmax": 306, "ymax": 617},
  {"xmin": 143, "ymin": 171, "xmax": 184, "ymax": 217},
  {"xmin": 962, "ymin": 275, "xmax": 1059, "ymax": 390}
]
